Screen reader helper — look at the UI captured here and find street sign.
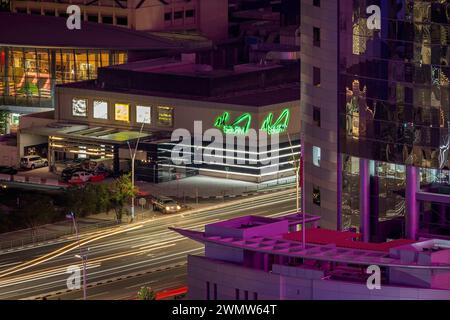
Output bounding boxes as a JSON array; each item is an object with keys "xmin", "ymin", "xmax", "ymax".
[{"xmin": 138, "ymin": 197, "xmax": 146, "ymax": 207}]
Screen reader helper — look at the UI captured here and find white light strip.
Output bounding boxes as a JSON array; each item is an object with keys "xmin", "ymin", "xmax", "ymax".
[
  {"xmin": 157, "ymin": 148, "xmax": 301, "ymax": 162},
  {"xmin": 158, "ymin": 156, "xmax": 298, "ymax": 170},
  {"xmin": 158, "ymin": 163, "xmax": 296, "ymax": 177},
  {"xmin": 159, "ymin": 143, "xmax": 301, "ymax": 155}
]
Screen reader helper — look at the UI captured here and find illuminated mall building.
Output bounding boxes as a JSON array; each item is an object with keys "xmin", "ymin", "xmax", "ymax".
[
  {"xmin": 301, "ymin": 0, "xmax": 450, "ymax": 242},
  {"xmin": 19, "ymin": 54, "xmax": 300, "ymax": 181},
  {"xmin": 0, "ymin": 12, "xmax": 178, "ymax": 136}
]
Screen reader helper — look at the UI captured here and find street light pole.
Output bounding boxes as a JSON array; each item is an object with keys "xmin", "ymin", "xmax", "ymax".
[
  {"xmin": 127, "ymin": 121, "xmax": 147, "ymax": 221},
  {"xmin": 69, "ymin": 212, "xmax": 88, "ymax": 300}
]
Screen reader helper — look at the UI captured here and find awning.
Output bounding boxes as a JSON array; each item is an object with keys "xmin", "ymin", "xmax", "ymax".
[{"xmin": 21, "ymin": 123, "xmax": 152, "ymax": 145}]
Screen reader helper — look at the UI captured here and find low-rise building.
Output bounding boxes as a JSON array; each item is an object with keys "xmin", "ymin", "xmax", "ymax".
[
  {"xmin": 173, "ymin": 215, "xmax": 450, "ymax": 300},
  {"xmin": 19, "ymin": 55, "xmax": 300, "ymax": 182}
]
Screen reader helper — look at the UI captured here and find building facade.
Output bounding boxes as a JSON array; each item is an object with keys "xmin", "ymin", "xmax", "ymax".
[
  {"xmin": 301, "ymin": 0, "xmax": 450, "ymax": 241},
  {"xmin": 19, "ymin": 56, "xmax": 301, "ymax": 182},
  {"xmin": 10, "ymin": 0, "xmax": 228, "ymax": 40},
  {"xmin": 175, "ymin": 215, "xmax": 450, "ymax": 300},
  {"xmin": 0, "ymin": 12, "xmax": 178, "ymax": 135}
]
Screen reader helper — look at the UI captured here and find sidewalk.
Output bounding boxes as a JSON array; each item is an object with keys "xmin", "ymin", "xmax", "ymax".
[{"xmin": 136, "ymin": 175, "xmax": 295, "ymax": 200}]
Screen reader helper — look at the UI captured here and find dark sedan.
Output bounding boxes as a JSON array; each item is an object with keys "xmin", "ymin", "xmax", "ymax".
[{"xmin": 0, "ymin": 166, "xmax": 18, "ymax": 175}]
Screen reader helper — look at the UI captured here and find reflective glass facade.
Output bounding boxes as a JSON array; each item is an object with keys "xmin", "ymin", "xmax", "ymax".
[
  {"xmin": 339, "ymin": 0, "xmax": 450, "ymax": 169},
  {"xmin": 0, "ymin": 47, "xmax": 126, "ymax": 108},
  {"xmin": 338, "ymin": 1, "xmax": 450, "ymax": 232}
]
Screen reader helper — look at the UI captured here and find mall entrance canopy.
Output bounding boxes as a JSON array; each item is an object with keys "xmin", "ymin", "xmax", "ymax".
[{"xmin": 21, "ymin": 123, "xmax": 152, "ymax": 175}]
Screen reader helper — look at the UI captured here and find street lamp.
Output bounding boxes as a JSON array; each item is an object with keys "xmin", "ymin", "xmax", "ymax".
[
  {"xmin": 127, "ymin": 120, "xmax": 148, "ymax": 221},
  {"xmin": 67, "ymin": 212, "xmax": 89, "ymax": 300},
  {"xmin": 75, "ymin": 248, "xmax": 89, "ymax": 300}
]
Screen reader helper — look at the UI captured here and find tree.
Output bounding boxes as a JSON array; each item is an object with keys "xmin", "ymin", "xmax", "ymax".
[
  {"xmin": 109, "ymin": 174, "xmax": 137, "ymax": 222},
  {"xmin": 137, "ymin": 286, "xmax": 156, "ymax": 300},
  {"xmin": 15, "ymin": 194, "xmax": 57, "ymax": 241},
  {"xmin": 64, "ymin": 184, "xmax": 110, "ymax": 217}
]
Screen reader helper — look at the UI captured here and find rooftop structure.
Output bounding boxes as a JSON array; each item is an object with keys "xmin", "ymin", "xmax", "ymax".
[
  {"xmin": 173, "ymin": 214, "xmax": 450, "ymax": 299},
  {"xmin": 10, "ymin": 0, "xmax": 229, "ymax": 41}
]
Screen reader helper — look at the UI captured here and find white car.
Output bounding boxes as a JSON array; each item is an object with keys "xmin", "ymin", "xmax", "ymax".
[
  {"xmin": 20, "ymin": 156, "xmax": 48, "ymax": 170},
  {"xmin": 68, "ymin": 171, "xmax": 93, "ymax": 184}
]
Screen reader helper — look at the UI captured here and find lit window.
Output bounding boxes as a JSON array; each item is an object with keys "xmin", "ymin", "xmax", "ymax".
[
  {"xmin": 157, "ymin": 106, "xmax": 173, "ymax": 127},
  {"xmin": 93, "ymin": 100, "xmax": 108, "ymax": 119},
  {"xmin": 72, "ymin": 98, "xmax": 87, "ymax": 117},
  {"xmin": 115, "ymin": 103, "xmax": 130, "ymax": 122},
  {"xmin": 136, "ymin": 105, "xmax": 151, "ymax": 124},
  {"xmin": 313, "ymin": 186, "xmax": 321, "ymax": 206},
  {"xmin": 313, "ymin": 146, "xmax": 321, "ymax": 167}
]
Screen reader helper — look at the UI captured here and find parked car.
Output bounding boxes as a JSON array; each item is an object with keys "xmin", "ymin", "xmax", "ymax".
[
  {"xmin": 0, "ymin": 166, "xmax": 18, "ymax": 175},
  {"xmin": 152, "ymin": 196, "xmax": 181, "ymax": 214},
  {"xmin": 20, "ymin": 156, "xmax": 48, "ymax": 170},
  {"xmin": 68, "ymin": 171, "xmax": 93, "ymax": 184},
  {"xmin": 61, "ymin": 167, "xmax": 83, "ymax": 182}
]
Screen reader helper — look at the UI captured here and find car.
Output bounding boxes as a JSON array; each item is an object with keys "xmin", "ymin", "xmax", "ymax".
[
  {"xmin": 20, "ymin": 156, "xmax": 48, "ymax": 170},
  {"xmin": 61, "ymin": 167, "xmax": 83, "ymax": 182},
  {"xmin": 68, "ymin": 171, "xmax": 93, "ymax": 184},
  {"xmin": 0, "ymin": 166, "xmax": 18, "ymax": 175},
  {"xmin": 152, "ymin": 196, "xmax": 181, "ymax": 214}
]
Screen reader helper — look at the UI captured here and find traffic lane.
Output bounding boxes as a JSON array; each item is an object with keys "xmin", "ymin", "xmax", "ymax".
[
  {"xmin": 0, "ymin": 240, "xmax": 201, "ymax": 300},
  {"xmin": 0, "ymin": 191, "xmax": 296, "ymax": 276},
  {"xmin": 51, "ymin": 265, "xmax": 187, "ymax": 300},
  {"xmin": 0, "ymin": 192, "xmax": 297, "ymax": 299}
]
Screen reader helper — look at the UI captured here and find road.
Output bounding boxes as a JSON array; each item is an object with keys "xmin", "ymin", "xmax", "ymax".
[{"xmin": 0, "ymin": 190, "xmax": 297, "ymax": 300}]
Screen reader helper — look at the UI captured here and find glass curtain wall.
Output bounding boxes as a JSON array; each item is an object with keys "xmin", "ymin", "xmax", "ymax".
[{"xmin": 0, "ymin": 47, "xmax": 127, "ymax": 108}]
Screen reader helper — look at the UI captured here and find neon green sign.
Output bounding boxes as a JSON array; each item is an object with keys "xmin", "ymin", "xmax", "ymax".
[
  {"xmin": 261, "ymin": 109, "xmax": 290, "ymax": 134},
  {"xmin": 214, "ymin": 109, "xmax": 290, "ymax": 135},
  {"xmin": 214, "ymin": 112, "xmax": 252, "ymax": 135}
]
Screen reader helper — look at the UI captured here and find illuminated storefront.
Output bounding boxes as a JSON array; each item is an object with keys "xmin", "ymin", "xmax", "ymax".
[{"xmin": 0, "ymin": 47, "xmax": 126, "ymax": 109}]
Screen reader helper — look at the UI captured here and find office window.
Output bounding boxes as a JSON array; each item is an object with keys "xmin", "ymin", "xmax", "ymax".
[
  {"xmin": 244, "ymin": 290, "xmax": 249, "ymax": 300},
  {"xmin": 313, "ymin": 27, "xmax": 321, "ymax": 47},
  {"xmin": 72, "ymin": 98, "xmax": 87, "ymax": 117},
  {"xmin": 136, "ymin": 105, "xmax": 151, "ymax": 124},
  {"xmin": 93, "ymin": 100, "xmax": 108, "ymax": 119},
  {"xmin": 313, "ymin": 186, "xmax": 321, "ymax": 206},
  {"xmin": 87, "ymin": 14, "xmax": 98, "ymax": 22},
  {"xmin": 164, "ymin": 12, "xmax": 172, "ymax": 21},
  {"xmin": 116, "ymin": 16, "xmax": 128, "ymax": 26},
  {"xmin": 185, "ymin": 9, "xmax": 195, "ymax": 18},
  {"xmin": 157, "ymin": 106, "xmax": 173, "ymax": 127},
  {"xmin": 206, "ymin": 282, "xmax": 210, "ymax": 300},
  {"xmin": 313, "ymin": 106, "xmax": 321, "ymax": 127},
  {"xmin": 313, "ymin": 0, "xmax": 320, "ymax": 7},
  {"xmin": 235, "ymin": 289, "xmax": 240, "ymax": 300},
  {"xmin": 102, "ymin": 16, "xmax": 113, "ymax": 24},
  {"xmin": 213, "ymin": 283, "xmax": 218, "ymax": 300},
  {"xmin": 115, "ymin": 103, "xmax": 130, "ymax": 122},
  {"xmin": 174, "ymin": 11, "xmax": 183, "ymax": 19},
  {"xmin": 313, "ymin": 146, "xmax": 321, "ymax": 167},
  {"xmin": 253, "ymin": 292, "xmax": 258, "ymax": 300},
  {"xmin": 313, "ymin": 67, "xmax": 321, "ymax": 87}
]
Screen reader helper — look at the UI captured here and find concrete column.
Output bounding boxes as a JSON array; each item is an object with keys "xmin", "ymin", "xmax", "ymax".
[
  {"xmin": 406, "ymin": 165, "xmax": 420, "ymax": 240},
  {"xmin": 263, "ymin": 254, "xmax": 269, "ymax": 272},
  {"xmin": 360, "ymin": 158, "xmax": 371, "ymax": 242}
]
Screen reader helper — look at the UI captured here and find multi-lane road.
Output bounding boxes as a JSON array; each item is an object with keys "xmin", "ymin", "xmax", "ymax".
[{"xmin": 0, "ymin": 190, "xmax": 297, "ymax": 300}]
